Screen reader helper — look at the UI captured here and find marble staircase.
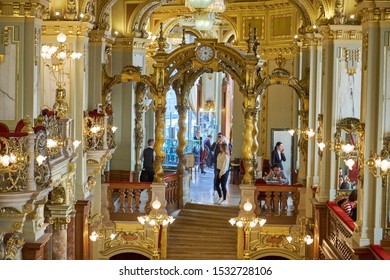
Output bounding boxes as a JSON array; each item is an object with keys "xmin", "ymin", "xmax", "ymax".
[{"xmin": 166, "ymin": 202, "xmax": 239, "ymax": 260}]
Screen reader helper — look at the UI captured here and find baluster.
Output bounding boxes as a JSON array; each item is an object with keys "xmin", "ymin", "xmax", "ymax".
[
  {"xmin": 126, "ymin": 189, "xmax": 133, "ymax": 213},
  {"xmin": 254, "ymin": 190, "xmax": 261, "ymax": 215},
  {"xmin": 107, "ymin": 187, "xmax": 114, "ymax": 212},
  {"xmin": 134, "ymin": 189, "xmax": 141, "ymax": 213},
  {"xmin": 281, "ymin": 191, "xmax": 288, "ymax": 215},
  {"xmin": 119, "ymin": 189, "xmax": 125, "ymax": 213},
  {"xmin": 265, "ymin": 191, "xmax": 272, "ymax": 215},
  {"xmin": 292, "ymin": 191, "xmax": 299, "ymax": 215}
]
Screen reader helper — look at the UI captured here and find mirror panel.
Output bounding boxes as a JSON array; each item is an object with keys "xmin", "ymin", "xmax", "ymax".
[{"xmin": 334, "ymin": 118, "xmax": 365, "ymax": 195}]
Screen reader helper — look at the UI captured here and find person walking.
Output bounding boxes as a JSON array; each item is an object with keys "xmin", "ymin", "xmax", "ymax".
[
  {"xmin": 216, "ymin": 143, "xmax": 230, "ymax": 205},
  {"xmin": 140, "ymin": 139, "xmax": 155, "ymax": 182},
  {"xmin": 211, "ymin": 132, "xmax": 223, "ymax": 198}
]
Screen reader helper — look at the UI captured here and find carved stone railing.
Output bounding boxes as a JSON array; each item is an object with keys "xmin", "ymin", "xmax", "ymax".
[
  {"xmin": 255, "ymin": 184, "xmax": 303, "ymax": 218},
  {"xmin": 108, "ymin": 182, "xmax": 152, "ymax": 221},
  {"xmin": 107, "ymin": 173, "xmax": 180, "ymax": 221},
  {"xmin": 164, "ymin": 173, "xmax": 179, "ymax": 212}
]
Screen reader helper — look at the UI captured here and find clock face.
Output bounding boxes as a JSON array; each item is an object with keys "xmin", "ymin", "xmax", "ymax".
[{"xmin": 197, "ymin": 45, "xmax": 215, "ymax": 63}]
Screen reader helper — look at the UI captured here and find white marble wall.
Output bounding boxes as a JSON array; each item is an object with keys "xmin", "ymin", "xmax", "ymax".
[
  {"xmin": 385, "ymin": 48, "xmax": 390, "ymax": 137},
  {"xmin": 0, "ymin": 43, "xmax": 17, "ymax": 120},
  {"xmin": 336, "ymin": 47, "xmax": 362, "ymax": 120}
]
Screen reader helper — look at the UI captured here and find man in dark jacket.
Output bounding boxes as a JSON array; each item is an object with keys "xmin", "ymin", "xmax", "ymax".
[{"xmin": 140, "ymin": 139, "xmax": 155, "ymax": 182}]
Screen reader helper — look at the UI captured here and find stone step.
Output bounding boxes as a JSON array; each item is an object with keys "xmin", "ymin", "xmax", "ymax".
[{"xmin": 167, "ymin": 203, "xmax": 238, "ymax": 260}]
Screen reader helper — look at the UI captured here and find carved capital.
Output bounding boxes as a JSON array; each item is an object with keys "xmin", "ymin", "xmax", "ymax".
[{"xmin": 49, "ymin": 216, "xmax": 71, "ymax": 230}]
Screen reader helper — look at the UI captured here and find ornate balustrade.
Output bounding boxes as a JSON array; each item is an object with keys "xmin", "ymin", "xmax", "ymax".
[
  {"xmin": 164, "ymin": 173, "xmax": 179, "ymax": 212},
  {"xmin": 320, "ymin": 201, "xmax": 354, "ymax": 259},
  {"xmin": 0, "ymin": 118, "xmax": 52, "ymax": 192},
  {"xmin": 83, "ymin": 110, "xmax": 116, "ymax": 151},
  {"xmin": 108, "ymin": 182, "xmax": 152, "ymax": 221},
  {"xmin": 107, "ymin": 173, "xmax": 180, "ymax": 222},
  {"xmin": 254, "ymin": 183, "xmax": 303, "ymax": 219}
]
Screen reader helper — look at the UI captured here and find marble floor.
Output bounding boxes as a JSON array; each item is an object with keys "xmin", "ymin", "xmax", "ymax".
[{"xmin": 189, "ymin": 166, "xmax": 241, "ymax": 206}]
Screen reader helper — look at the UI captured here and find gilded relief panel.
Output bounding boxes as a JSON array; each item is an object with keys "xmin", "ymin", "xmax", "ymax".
[
  {"xmin": 271, "ymin": 14, "xmax": 293, "ymax": 40},
  {"xmin": 0, "ymin": 26, "xmax": 18, "ymax": 121},
  {"xmin": 241, "ymin": 16, "xmax": 265, "ymax": 41}
]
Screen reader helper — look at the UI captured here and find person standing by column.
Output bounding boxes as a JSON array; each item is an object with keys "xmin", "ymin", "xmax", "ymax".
[{"xmin": 140, "ymin": 139, "xmax": 155, "ymax": 182}]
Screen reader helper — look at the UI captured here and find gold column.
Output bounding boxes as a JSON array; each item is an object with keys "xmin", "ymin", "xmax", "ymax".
[
  {"xmin": 175, "ymin": 104, "xmax": 188, "ymax": 175},
  {"xmin": 152, "ymin": 24, "xmax": 168, "ymax": 183},
  {"xmin": 153, "ymin": 95, "xmax": 166, "ymax": 183},
  {"xmin": 134, "ymin": 83, "xmax": 148, "ymax": 175},
  {"xmin": 173, "ymin": 77, "xmax": 190, "ymax": 176},
  {"xmin": 251, "ymin": 109, "xmax": 259, "ymax": 176},
  {"xmin": 242, "ymin": 106, "xmax": 256, "ymax": 184}
]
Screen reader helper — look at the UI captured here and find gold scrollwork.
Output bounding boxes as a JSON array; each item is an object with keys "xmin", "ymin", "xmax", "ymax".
[{"xmin": 85, "ymin": 175, "xmax": 96, "ymax": 192}]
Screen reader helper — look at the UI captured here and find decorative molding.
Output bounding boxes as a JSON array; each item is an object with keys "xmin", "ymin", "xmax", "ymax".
[{"xmin": 0, "ymin": 1, "xmax": 50, "ymax": 18}]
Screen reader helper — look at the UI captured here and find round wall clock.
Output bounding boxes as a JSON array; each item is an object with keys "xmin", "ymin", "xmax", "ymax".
[{"xmin": 196, "ymin": 44, "xmax": 215, "ymax": 63}]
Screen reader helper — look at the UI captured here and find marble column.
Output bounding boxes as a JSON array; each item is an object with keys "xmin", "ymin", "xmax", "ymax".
[
  {"xmin": 51, "ymin": 218, "xmax": 70, "ymax": 260},
  {"xmin": 356, "ymin": 0, "xmax": 390, "ymax": 246}
]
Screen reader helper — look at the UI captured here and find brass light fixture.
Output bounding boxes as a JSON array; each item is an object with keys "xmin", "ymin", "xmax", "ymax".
[
  {"xmin": 286, "ymin": 216, "xmax": 314, "ymax": 246},
  {"xmin": 88, "ymin": 213, "xmax": 116, "ymax": 242},
  {"xmin": 288, "ymin": 127, "xmax": 316, "ymax": 140},
  {"xmin": 229, "ymin": 200, "xmax": 266, "ymax": 260},
  {"xmin": 137, "ymin": 199, "xmax": 175, "ymax": 259},
  {"xmin": 367, "ymin": 151, "xmax": 390, "ymax": 178},
  {"xmin": 41, "ymin": 32, "xmax": 82, "ymax": 118},
  {"xmin": 185, "ymin": 0, "xmax": 226, "ymax": 31}
]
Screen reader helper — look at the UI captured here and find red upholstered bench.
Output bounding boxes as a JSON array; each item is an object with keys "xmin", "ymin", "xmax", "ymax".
[
  {"xmin": 370, "ymin": 244, "xmax": 390, "ymax": 260},
  {"xmin": 327, "ymin": 201, "xmax": 355, "ymax": 231}
]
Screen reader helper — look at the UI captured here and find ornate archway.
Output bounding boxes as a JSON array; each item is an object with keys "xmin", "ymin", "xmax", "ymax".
[
  {"xmin": 103, "ymin": 24, "xmax": 263, "ymax": 185},
  {"xmin": 255, "ymin": 54, "xmax": 310, "ymax": 179}
]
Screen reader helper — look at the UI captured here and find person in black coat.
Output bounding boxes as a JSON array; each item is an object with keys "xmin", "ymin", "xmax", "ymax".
[
  {"xmin": 271, "ymin": 141, "xmax": 286, "ymax": 175},
  {"xmin": 140, "ymin": 139, "xmax": 155, "ymax": 182}
]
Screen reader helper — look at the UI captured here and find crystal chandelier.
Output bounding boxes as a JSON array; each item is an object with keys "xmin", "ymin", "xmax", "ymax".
[
  {"xmin": 186, "ymin": 0, "xmax": 226, "ymax": 31},
  {"xmin": 208, "ymin": 0, "xmax": 226, "ymax": 14}
]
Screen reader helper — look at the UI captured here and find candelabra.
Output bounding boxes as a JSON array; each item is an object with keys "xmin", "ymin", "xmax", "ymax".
[
  {"xmin": 137, "ymin": 199, "xmax": 175, "ymax": 259},
  {"xmin": 41, "ymin": 32, "xmax": 82, "ymax": 119},
  {"xmin": 286, "ymin": 216, "xmax": 314, "ymax": 246},
  {"xmin": 229, "ymin": 200, "xmax": 266, "ymax": 260}
]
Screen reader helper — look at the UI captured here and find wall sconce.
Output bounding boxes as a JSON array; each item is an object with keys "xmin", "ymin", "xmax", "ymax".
[
  {"xmin": 229, "ymin": 200, "xmax": 266, "ymax": 260},
  {"xmin": 88, "ymin": 213, "xmax": 116, "ymax": 242},
  {"xmin": 367, "ymin": 151, "xmax": 390, "ymax": 178},
  {"xmin": 137, "ymin": 199, "xmax": 175, "ymax": 259},
  {"xmin": 288, "ymin": 127, "xmax": 316, "ymax": 140},
  {"xmin": 287, "ymin": 216, "xmax": 313, "ymax": 246},
  {"xmin": 46, "ymin": 137, "xmax": 80, "ymax": 157},
  {"xmin": 333, "ymin": 141, "xmax": 358, "ymax": 170},
  {"xmin": 41, "ymin": 32, "xmax": 83, "ymax": 119}
]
